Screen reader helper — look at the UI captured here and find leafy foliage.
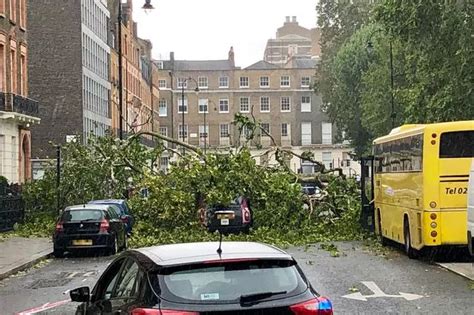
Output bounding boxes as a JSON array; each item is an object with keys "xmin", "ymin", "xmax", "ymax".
[
  {"xmin": 19, "ymin": 131, "xmax": 363, "ymax": 247},
  {"xmin": 316, "ymin": 0, "xmax": 474, "ymax": 155}
]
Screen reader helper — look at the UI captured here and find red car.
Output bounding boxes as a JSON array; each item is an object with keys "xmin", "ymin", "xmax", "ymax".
[{"xmin": 70, "ymin": 241, "xmax": 333, "ymax": 314}]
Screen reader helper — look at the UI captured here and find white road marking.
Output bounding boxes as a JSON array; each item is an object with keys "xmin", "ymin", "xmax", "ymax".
[
  {"xmin": 342, "ymin": 281, "xmax": 423, "ymax": 301},
  {"xmin": 16, "ymin": 299, "xmax": 70, "ymax": 315}
]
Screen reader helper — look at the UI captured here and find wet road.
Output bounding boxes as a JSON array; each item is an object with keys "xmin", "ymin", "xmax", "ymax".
[{"xmin": 0, "ymin": 242, "xmax": 473, "ymax": 314}]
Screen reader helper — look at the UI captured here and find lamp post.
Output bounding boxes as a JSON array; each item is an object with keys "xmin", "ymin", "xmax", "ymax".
[
  {"xmin": 180, "ymin": 77, "xmax": 199, "ymax": 153},
  {"xmin": 367, "ymin": 33, "xmax": 395, "ymax": 128},
  {"xmin": 202, "ymin": 99, "xmax": 218, "ymax": 155},
  {"xmin": 117, "ymin": 0, "xmax": 154, "ymax": 140}
]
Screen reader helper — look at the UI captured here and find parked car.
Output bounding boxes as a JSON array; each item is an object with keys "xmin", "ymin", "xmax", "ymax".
[
  {"xmin": 70, "ymin": 241, "xmax": 333, "ymax": 314},
  {"xmin": 53, "ymin": 204, "xmax": 127, "ymax": 257},
  {"xmin": 89, "ymin": 199, "xmax": 134, "ymax": 235},
  {"xmin": 199, "ymin": 196, "xmax": 252, "ymax": 234}
]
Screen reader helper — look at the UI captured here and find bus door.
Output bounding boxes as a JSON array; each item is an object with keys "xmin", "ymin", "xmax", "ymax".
[{"xmin": 360, "ymin": 156, "xmax": 375, "ymax": 232}]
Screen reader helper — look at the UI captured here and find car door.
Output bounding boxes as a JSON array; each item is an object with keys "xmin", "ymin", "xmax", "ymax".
[{"xmin": 87, "ymin": 258, "xmax": 145, "ymax": 314}]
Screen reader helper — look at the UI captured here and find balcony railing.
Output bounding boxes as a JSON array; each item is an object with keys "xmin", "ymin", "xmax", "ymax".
[{"xmin": 0, "ymin": 92, "xmax": 39, "ymax": 117}]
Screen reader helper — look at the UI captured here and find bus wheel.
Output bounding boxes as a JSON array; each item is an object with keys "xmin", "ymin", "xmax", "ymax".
[
  {"xmin": 377, "ymin": 210, "xmax": 387, "ymax": 246},
  {"xmin": 468, "ymin": 231, "xmax": 474, "ymax": 257},
  {"xmin": 404, "ymin": 219, "xmax": 417, "ymax": 259}
]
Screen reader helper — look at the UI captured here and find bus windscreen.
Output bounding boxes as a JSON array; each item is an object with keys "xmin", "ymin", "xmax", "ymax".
[{"xmin": 439, "ymin": 131, "xmax": 474, "ymax": 158}]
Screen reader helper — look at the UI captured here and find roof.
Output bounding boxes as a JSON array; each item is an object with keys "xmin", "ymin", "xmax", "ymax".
[
  {"xmin": 286, "ymin": 58, "xmax": 317, "ymax": 69},
  {"xmin": 245, "ymin": 60, "xmax": 279, "ymax": 70},
  {"xmin": 65, "ymin": 204, "xmax": 112, "ymax": 211},
  {"xmin": 373, "ymin": 120, "xmax": 474, "ymax": 144},
  {"xmin": 161, "ymin": 60, "xmax": 235, "ymax": 71},
  {"xmin": 133, "ymin": 242, "xmax": 292, "ymax": 267},
  {"xmin": 89, "ymin": 199, "xmax": 126, "ymax": 204}
]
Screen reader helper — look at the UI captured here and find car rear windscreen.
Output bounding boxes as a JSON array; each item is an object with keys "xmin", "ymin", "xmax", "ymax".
[
  {"xmin": 62, "ymin": 210, "xmax": 104, "ymax": 222},
  {"xmin": 440, "ymin": 131, "xmax": 474, "ymax": 158},
  {"xmin": 158, "ymin": 259, "xmax": 307, "ymax": 304}
]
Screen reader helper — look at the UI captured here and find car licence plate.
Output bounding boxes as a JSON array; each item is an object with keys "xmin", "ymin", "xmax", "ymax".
[
  {"xmin": 72, "ymin": 239, "xmax": 93, "ymax": 246},
  {"xmin": 220, "ymin": 219, "xmax": 229, "ymax": 225}
]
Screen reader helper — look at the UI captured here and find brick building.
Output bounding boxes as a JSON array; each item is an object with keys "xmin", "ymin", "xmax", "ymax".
[
  {"xmin": 155, "ymin": 48, "xmax": 357, "ymax": 175},
  {"xmin": 0, "ymin": 0, "xmax": 40, "ymax": 183},
  {"xmin": 28, "ymin": 0, "xmax": 111, "ymax": 158},
  {"xmin": 108, "ymin": 0, "xmax": 158, "ymax": 142},
  {"xmin": 264, "ymin": 16, "xmax": 321, "ymax": 65}
]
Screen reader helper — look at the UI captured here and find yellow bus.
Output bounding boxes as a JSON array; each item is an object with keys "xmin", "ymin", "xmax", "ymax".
[{"xmin": 372, "ymin": 120, "xmax": 474, "ymax": 258}]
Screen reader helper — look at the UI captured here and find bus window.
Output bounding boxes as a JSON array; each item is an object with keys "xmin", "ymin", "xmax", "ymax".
[{"xmin": 440, "ymin": 131, "xmax": 474, "ymax": 158}]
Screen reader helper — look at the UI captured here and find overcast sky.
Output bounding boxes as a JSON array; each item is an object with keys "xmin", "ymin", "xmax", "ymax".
[{"xmin": 132, "ymin": 0, "xmax": 318, "ymax": 68}]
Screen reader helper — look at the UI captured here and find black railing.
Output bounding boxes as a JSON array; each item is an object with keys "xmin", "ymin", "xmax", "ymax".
[
  {"xmin": 0, "ymin": 196, "xmax": 25, "ymax": 232},
  {"xmin": 0, "ymin": 92, "xmax": 39, "ymax": 116}
]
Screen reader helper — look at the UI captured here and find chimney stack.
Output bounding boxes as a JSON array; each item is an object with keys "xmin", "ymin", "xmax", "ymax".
[
  {"xmin": 285, "ymin": 16, "xmax": 290, "ymax": 23},
  {"xmin": 170, "ymin": 51, "xmax": 175, "ymax": 63},
  {"xmin": 292, "ymin": 16, "xmax": 297, "ymax": 23},
  {"xmin": 228, "ymin": 46, "xmax": 235, "ymax": 67}
]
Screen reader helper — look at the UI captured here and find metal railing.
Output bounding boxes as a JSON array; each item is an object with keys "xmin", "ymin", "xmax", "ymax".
[
  {"xmin": 0, "ymin": 196, "xmax": 24, "ymax": 232},
  {"xmin": 0, "ymin": 92, "xmax": 39, "ymax": 116}
]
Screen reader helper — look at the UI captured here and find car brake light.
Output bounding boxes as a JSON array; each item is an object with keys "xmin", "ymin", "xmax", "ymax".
[
  {"xmin": 121, "ymin": 216, "xmax": 129, "ymax": 223},
  {"xmin": 290, "ymin": 297, "xmax": 333, "ymax": 315},
  {"xmin": 242, "ymin": 208, "xmax": 250, "ymax": 223},
  {"xmin": 99, "ymin": 219, "xmax": 110, "ymax": 232},
  {"xmin": 132, "ymin": 309, "xmax": 198, "ymax": 315},
  {"xmin": 55, "ymin": 221, "xmax": 64, "ymax": 232},
  {"xmin": 203, "ymin": 258, "xmax": 258, "ymax": 264}
]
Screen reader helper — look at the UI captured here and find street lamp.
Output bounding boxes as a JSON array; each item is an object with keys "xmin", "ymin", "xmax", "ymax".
[
  {"xmin": 180, "ymin": 77, "xmax": 199, "ymax": 152},
  {"xmin": 202, "ymin": 99, "xmax": 218, "ymax": 154},
  {"xmin": 367, "ymin": 34, "xmax": 395, "ymax": 128},
  {"xmin": 118, "ymin": 0, "xmax": 155, "ymax": 140}
]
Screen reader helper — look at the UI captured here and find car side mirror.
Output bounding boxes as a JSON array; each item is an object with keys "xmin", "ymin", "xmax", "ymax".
[{"xmin": 70, "ymin": 286, "xmax": 90, "ymax": 302}]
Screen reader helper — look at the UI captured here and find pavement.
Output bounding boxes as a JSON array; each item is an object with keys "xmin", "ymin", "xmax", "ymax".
[
  {"xmin": 436, "ymin": 262, "xmax": 474, "ymax": 281},
  {"xmin": 0, "ymin": 237, "xmax": 52, "ymax": 281}
]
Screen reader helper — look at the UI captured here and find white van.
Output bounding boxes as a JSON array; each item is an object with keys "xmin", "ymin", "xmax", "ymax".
[{"xmin": 468, "ymin": 159, "xmax": 474, "ymax": 256}]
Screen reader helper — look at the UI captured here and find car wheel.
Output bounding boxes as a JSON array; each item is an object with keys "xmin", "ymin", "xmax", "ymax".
[
  {"xmin": 109, "ymin": 235, "xmax": 118, "ymax": 256},
  {"xmin": 404, "ymin": 219, "xmax": 417, "ymax": 259},
  {"xmin": 53, "ymin": 248, "xmax": 64, "ymax": 258},
  {"xmin": 122, "ymin": 234, "xmax": 128, "ymax": 251},
  {"xmin": 468, "ymin": 231, "xmax": 473, "ymax": 257}
]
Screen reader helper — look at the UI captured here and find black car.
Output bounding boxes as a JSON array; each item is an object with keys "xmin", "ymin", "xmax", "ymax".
[
  {"xmin": 53, "ymin": 204, "xmax": 127, "ymax": 257},
  {"xmin": 200, "ymin": 197, "xmax": 252, "ymax": 234},
  {"xmin": 70, "ymin": 241, "xmax": 333, "ymax": 315},
  {"xmin": 88, "ymin": 199, "xmax": 135, "ymax": 235}
]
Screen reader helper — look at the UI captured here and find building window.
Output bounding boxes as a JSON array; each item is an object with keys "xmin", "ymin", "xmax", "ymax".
[
  {"xmin": 301, "ymin": 122, "xmax": 312, "ymax": 145},
  {"xmin": 178, "ymin": 98, "xmax": 188, "ymax": 113},
  {"xmin": 280, "ymin": 96, "xmax": 291, "ymax": 112},
  {"xmin": 156, "ymin": 61, "xmax": 164, "ymax": 69},
  {"xmin": 19, "ymin": 54, "xmax": 26, "ymax": 95},
  {"xmin": 260, "ymin": 96, "xmax": 270, "ymax": 112},
  {"xmin": 198, "ymin": 76, "xmax": 208, "ymax": 89},
  {"xmin": 0, "ymin": 44, "xmax": 4, "ymax": 91},
  {"xmin": 177, "ymin": 78, "xmax": 187, "ymax": 89},
  {"xmin": 159, "ymin": 126, "xmax": 168, "ymax": 137},
  {"xmin": 322, "ymin": 122, "xmax": 332, "ymax": 144},
  {"xmin": 160, "ymin": 157, "xmax": 169, "ymax": 172},
  {"xmin": 281, "ymin": 123, "xmax": 289, "ymax": 137},
  {"xmin": 301, "ymin": 76, "xmax": 310, "ymax": 88},
  {"xmin": 322, "ymin": 152, "xmax": 333, "ymax": 169},
  {"xmin": 219, "ymin": 76, "xmax": 228, "ymax": 88},
  {"xmin": 220, "ymin": 124, "xmax": 229, "ymax": 138},
  {"xmin": 198, "ymin": 98, "xmax": 208, "ymax": 113},
  {"xmin": 10, "ymin": 48, "xmax": 16, "ymax": 94},
  {"xmin": 240, "ymin": 97, "xmax": 249, "ymax": 113},
  {"xmin": 261, "ymin": 123, "xmax": 270, "ymax": 136},
  {"xmin": 159, "ymin": 99, "xmax": 167, "ymax": 117},
  {"xmin": 158, "ymin": 79, "xmax": 166, "ymax": 88},
  {"xmin": 239, "ymin": 77, "xmax": 249, "ymax": 88},
  {"xmin": 199, "ymin": 125, "xmax": 209, "ymax": 139},
  {"xmin": 178, "ymin": 124, "xmax": 188, "ymax": 138},
  {"xmin": 10, "ymin": 0, "xmax": 16, "ymax": 23},
  {"xmin": 219, "ymin": 98, "xmax": 229, "ymax": 113},
  {"xmin": 280, "ymin": 75, "xmax": 290, "ymax": 87},
  {"xmin": 301, "ymin": 96, "xmax": 311, "ymax": 112},
  {"xmin": 260, "ymin": 76, "xmax": 269, "ymax": 88}
]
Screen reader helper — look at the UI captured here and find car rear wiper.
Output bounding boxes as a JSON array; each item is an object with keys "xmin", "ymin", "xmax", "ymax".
[
  {"xmin": 240, "ymin": 291, "xmax": 287, "ymax": 305},
  {"xmin": 80, "ymin": 218, "xmax": 98, "ymax": 222}
]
